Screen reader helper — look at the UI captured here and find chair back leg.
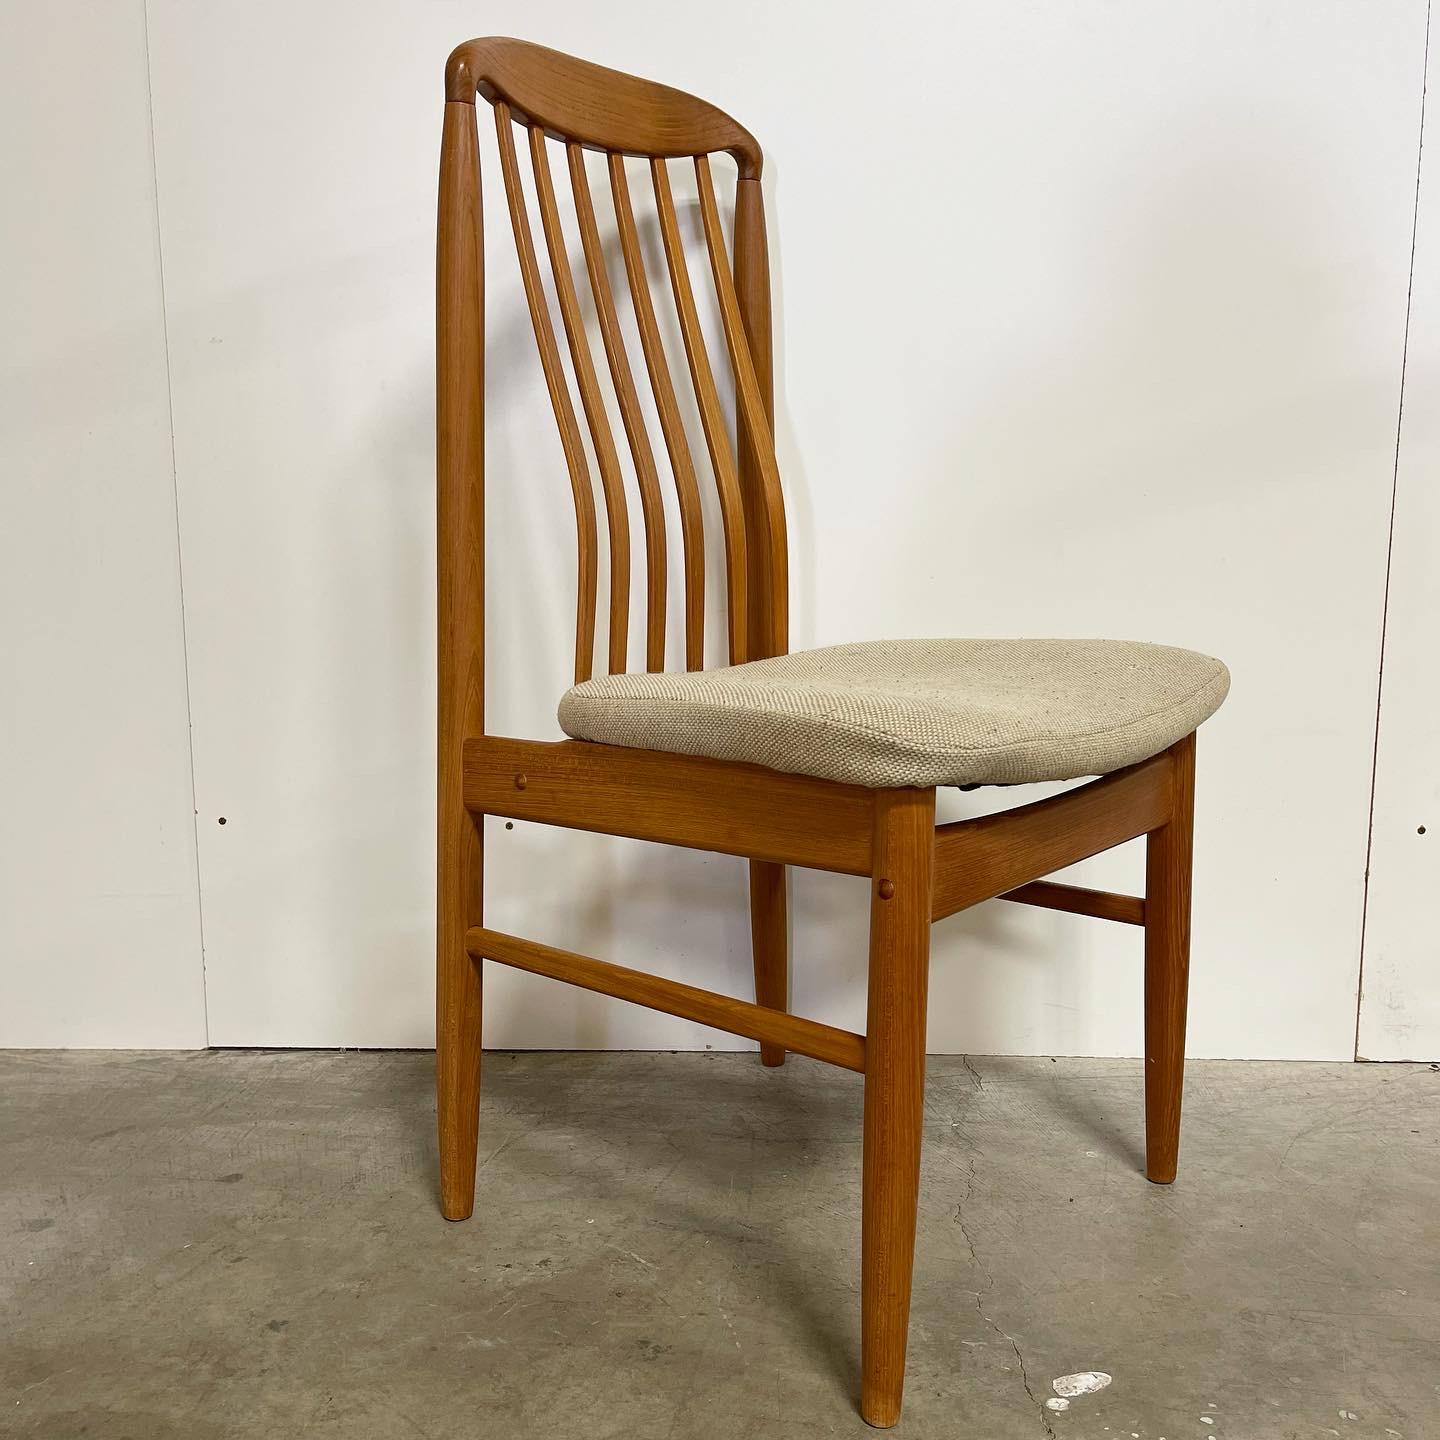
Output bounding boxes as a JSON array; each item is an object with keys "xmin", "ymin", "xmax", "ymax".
[
  {"xmin": 860, "ymin": 787, "xmax": 936, "ymax": 1427},
  {"xmin": 1143, "ymin": 732, "xmax": 1196, "ymax": 1184},
  {"xmin": 749, "ymin": 859, "xmax": 789, "ymax": 1065},
  {"xmin": 435, "ymin": 90, "xmax": 486, "ymax": 1223},
  {"xmin": 437, "ymin": 807, "xmax": 484, "ymax": 1220}
]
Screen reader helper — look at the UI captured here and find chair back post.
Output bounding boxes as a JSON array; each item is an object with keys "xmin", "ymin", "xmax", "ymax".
[
  {"xmin": 434, "ymin": 86, "xmax": 486, "ymax": 1222},
  {"xmin": 434, "ymin": 88, "xmax": 486, "ymax": 737},
  {"xmin": 437, "ymin": 96, "xmax": 486, "ymax": 787},
  {"xmin": 735, "ymin": 177, "xmax": 788, "ymax": 659}
]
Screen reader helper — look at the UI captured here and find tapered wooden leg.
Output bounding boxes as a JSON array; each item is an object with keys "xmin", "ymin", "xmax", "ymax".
[
  {"xmin": 861, "ymin": 788, "xmax": 936, "ymax": 1428},
  {"xmin": 437, "ymin": 805, "xmax": 483, "ymax": 1220},
  {"xmin": 1144, "ymin": 732, "xmax": 1195, "ymax": 1185},
  {"xmin": 749, "ymin": 859, "xmax": 788, "ymax": 1066}
]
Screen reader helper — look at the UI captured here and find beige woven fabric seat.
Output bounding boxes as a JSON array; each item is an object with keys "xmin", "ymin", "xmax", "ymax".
[{"xmin": 559, "ymin": 638, "xmax": 1229, "ymax": 789}]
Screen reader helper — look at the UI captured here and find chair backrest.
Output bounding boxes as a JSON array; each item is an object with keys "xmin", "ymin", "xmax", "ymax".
[{"xmin": 438, "ymin": 37, "xmax": 789, "ymax": 705}]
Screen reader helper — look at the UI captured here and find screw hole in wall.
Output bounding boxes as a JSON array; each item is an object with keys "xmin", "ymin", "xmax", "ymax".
[
  {"xmin": 217, "ymin": 817, "xmax": 227, "ymax": 826},
  {"xmin": 1419, "ymin": 825, "xmax": 1427, "ymax": 835}
]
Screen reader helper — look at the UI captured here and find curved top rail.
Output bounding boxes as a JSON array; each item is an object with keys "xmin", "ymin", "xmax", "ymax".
[{"xmin": 446, "ymin": 37, "xmax": 762, "ymax": 179}]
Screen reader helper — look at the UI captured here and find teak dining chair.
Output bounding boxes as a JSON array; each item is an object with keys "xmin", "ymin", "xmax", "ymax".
[{"xmin": 436, "ymin": 38, "xmax": 1229, "ymax": 1427}]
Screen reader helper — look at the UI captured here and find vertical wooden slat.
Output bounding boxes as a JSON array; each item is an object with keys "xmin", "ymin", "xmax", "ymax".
[
  {"xmin": 530, "ymin": 127, "xmax": 630, "ymax": 675},
  {"xmin": 492, "ymin": 103, "xmax": 598, "ymax": 683},
  {"xmin": 698, "ymin": 156, "xmax": 788, "ymax": 661},
  {"xmin": 650, "ymin": 158, "xmax": 749, "ymax": 665},
  {"xmin": 435, "ymin": 98, "xmax": 485, "ymax": 1221},
  {"xmin": 569, "ymin": 144, "xmax": 667, "ymax": 672},
  {"xmin": 609, "ymin": 155, "xmax": 706, "ymax": 670}
]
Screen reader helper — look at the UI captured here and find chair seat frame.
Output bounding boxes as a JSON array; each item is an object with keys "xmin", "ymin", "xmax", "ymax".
[{"xmin": 436, "ymin": 39, "xmax": 1198, "ymax": 1429}]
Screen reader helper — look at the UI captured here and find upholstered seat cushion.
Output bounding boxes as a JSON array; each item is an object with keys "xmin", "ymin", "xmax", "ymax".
[{"xmin": 558, "ymin": 638, "xmax": 1229, "ymax": 788}]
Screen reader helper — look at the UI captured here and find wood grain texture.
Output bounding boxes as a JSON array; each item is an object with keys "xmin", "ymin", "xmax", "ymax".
[
  {"xmin": 699, "ymin": 158, "xmax": 789, "ymax": 662},
  {"xmin": 468, "ymin": 927, "xmax": 863, "ymax": 1071},
  {"xmin": 998, "ymin": 879, "xmax": 1146, "ymax": 926},
  {"xmin": 569, "ymin": 143, "xmax": 667, "ymax": 671},
  {"xmin": 435, "ymin": 100, "xmax": 486, "ymax": 1222},
  {"xmin": 1144, "ymin": 733, "xmax": 1196, "ymax": 1184},
  {"xmin": 609, "ymin": 155, "xmax": 706, "ymax": 669},
  {"xmin": 931, "ymin": 750, "xmax": 1173, "ymax": 922},
  {"xmin": 446, "ymin": 37, "xmax": 762, "ymax": 179},
  {"xmin": 748, "ymin": 859, "xmax": 788, "ymax": 1066},
  {"xmin": 464, "ymin": 736, "xmax": 874, "ymax": 875},
  {"xmin": 493, "ymin": 103, "xmax": 599, "ymax": 683},
  {"xmin": 651, "ymin": 158, "xmax": 749, "ymax": 664},
  {"xmin": 528, "ymin": 126, "xmax": 630, "ymax": 674},
  {"xmin": 861, "ymin": 788, "xmax": 936, "ymax": 1428}
]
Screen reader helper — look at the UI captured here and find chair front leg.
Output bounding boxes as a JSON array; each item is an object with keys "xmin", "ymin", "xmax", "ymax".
[
  {"xmin": 1143, "ymin": 732, "xmax": 1196, "ymax": 1184},
  {"xmin": 749, "ymin": 859, "xmax": 789, "ymax": 1066},
  {"xmin": 437, "ymin": 803, "xmax": 484, "ymax": 1220},
  {"xmin": 861, "ymin": 788, "xmax": 936, "ymax": 1428}
]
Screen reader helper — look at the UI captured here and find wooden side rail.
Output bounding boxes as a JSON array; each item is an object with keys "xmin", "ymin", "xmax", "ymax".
[
  {"xmin": 998, "ymin": 880, "xmax": 1146, "ymax": 926},
  {"xmin": 463, "ymin": 736, "xmax": 874, "ymax": 875},
  {"xmin": 932, "ymin": 750, "xmax": 1172, "ymax": 922},
  {"xmin": 467, "ymin": 927, "xmax": 866, "ymax": 1072}
]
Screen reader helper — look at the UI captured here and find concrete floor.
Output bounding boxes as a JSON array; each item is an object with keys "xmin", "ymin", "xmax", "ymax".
[{"xmin": 2, "ymin": 1052, "xmax": 1436, "ymax": 1439}]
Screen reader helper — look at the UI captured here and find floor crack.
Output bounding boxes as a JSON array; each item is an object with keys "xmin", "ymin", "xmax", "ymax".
[
  {"xmin": 954, "ymin": 1149, "xmax": 1054, "ymax": 1438},
  {"xmin": 961, "ymin": 1054, "xmax": 986, "ymax": 1092}
]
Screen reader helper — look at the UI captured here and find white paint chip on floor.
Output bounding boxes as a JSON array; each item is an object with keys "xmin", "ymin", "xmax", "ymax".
[{"xmin": 1052, "ymin": 1370, "xmax": 1114, "ymax": 1398}]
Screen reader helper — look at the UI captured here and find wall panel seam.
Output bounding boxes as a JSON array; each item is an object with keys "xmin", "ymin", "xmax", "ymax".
[
  {"xmin": 1356, "ymin": 0, "xmax": 1431, "ymax": 1062},
  {"xmin": 141, "ymin": 0, "xmax": 211, "ymax": 1046}
]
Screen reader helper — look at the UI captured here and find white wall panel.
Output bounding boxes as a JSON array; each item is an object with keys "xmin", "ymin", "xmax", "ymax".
[
  {"xmin": 145, "ymin": 2, "xmax": 1427, "ymax": 1055},
  {"xmin": 1359, "ymin": 24, "xmax": 1440, "ymax": 1062},
  {"xmin": 0, "ymin": 2, "xmax": 205, "ymax": 1046}
]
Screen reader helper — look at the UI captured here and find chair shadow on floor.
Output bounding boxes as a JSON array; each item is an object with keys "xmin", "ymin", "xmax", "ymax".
[
  {"xmin": 434, "ymin": 1051, "xmax": 868, "ymax": 1393},
  {"xmin": 408, "ymin": 1043, "xmax": 1152, "ymax": 1398}
]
